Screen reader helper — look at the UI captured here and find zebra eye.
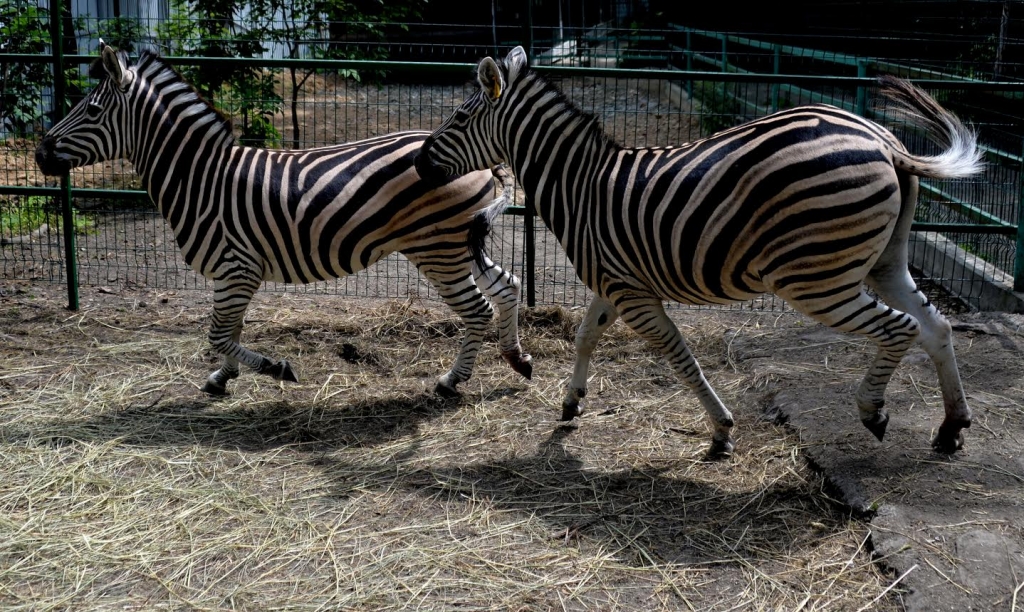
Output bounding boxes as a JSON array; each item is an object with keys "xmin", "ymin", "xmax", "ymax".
[{"xmin": 86, "ymin": 102, "xmax": 103, "ymax": 118}]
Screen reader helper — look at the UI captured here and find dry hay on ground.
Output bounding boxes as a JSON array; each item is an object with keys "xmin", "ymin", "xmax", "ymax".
[{"xmin": 0, "ymin": 285, "xmax": 905, "ymax": 611}]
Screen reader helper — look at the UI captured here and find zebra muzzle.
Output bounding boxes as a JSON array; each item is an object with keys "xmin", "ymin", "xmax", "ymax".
[
  {"xmin": 35, "ymin": 136, "xmax": 72, "ymax": 176},
  {"xmin": 414, "ymin": 138, "xmax": 448, "ymax": 183}
]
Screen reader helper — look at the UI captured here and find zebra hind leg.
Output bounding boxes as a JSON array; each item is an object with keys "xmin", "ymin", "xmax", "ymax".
[
  {"xmin": 561, "ymin": 296, "xmax": 619, "ymax": 421},
  {"xmin": 867, "ymin": 268, "xmax": 971, "ymax": 453},
  {"xmin": 202, "ymin": 277, "xmax": 298, "ymax": 395},
  {"xmin": 615, "ymin": 296, "xmax": 736, "ymax": 459},
  {"xmin": 411, "ymin": 257, "xmax": 494, "ymax": 398},
  {"xmin": 473, "ymin": 252, "xmax": 532, "ymax": 380},
  {"xmin": 784, "ymin": 285, "xmax": 921, "ymax": 444}
]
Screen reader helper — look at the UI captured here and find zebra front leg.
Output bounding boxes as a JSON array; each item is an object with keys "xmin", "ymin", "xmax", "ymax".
[
  {"xmin": 616, "ymin": 296, "xmax": 736, "ymax": 459},
  {"xmin": 473, "ymin": 253, "xmax": 532, "ymax": 380},
  {"xmin": 412, "ymin": 257, "xmax": 493, "ymax": 397},
  {"xmin": 561, "ymin": 297, "xmax": 619, "ymax": 421},
  {"xmin": 201, "ymin": 277, "xmax": 298, "ymax": 395},
  {"xmin": 202, "ymin": 320, "xmax": 242, "ymax": 395}
]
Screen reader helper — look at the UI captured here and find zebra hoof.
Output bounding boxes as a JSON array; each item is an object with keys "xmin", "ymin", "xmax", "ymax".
[
  {"xmin": 265, "ymin": 360, "xmax": 299, "ymax": 383},
  {"xmin": 503, "ymin": 351, "xmax": 533, "ymax": 380},
  {"xmin": 861, "ymin": 411, "xmax": 890, "ymax": 442},
  {"xmin": 201, "ymin": 380, "xmax": 229, "ymax": 396},
  {"xmin": 560, "ymin": 401, "xmax": 582, "ymax": 422},
  {"xmin": 434, "ymin": 381, "xmax": 460, "ymax": 399},
  {"xmin": 931, "ymin": 420, "xmax": 968, "ymax": 454},
  {"xmin": 704, "ymin": 436, "xmax": 736, "ymax": 461}
]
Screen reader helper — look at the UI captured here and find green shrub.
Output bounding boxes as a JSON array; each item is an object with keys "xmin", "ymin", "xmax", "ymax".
[{"xmin": 0, "ymin": 196, "xmax": 95, "ymax": 239}]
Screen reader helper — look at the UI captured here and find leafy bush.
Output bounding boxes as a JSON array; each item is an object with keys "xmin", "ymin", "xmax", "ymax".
[
  {"xmin": 0, "ymin": 1, "xmax": 50, "ymax": 136},
  {"xmin": 0, "ymin": 196, "xmax": 95, "ymax": 238},
  {"xmin": 693, "ymin": 81, "xmax": 742, "ymax": 137}
]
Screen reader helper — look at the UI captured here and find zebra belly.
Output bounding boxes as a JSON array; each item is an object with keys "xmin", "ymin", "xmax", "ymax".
[
  {"xmin": 638, "ymin": 266, "xmax": 768, "ymax": 307},
  {"xmin": 661, "ymin": 279, "xmax": 767, "ymax": 307},
  {"xmin": 594, "ymin": 233, "xmax": 768, "ymax": 307}
]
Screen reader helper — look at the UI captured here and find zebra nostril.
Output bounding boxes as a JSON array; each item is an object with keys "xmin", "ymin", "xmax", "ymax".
[
  {"xmin": 34, "ymin": 136, "xmax": 70, "ymax": 176},
  {"xmin": 35, "ymin": 137, "xmax": 52, "ymax": 164}
]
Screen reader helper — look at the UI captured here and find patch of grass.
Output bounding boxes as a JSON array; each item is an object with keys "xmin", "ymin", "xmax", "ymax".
[
  {"xmin": 957, "ymin": 240, "xmax": 993, "ymax": 265},
  {"xmin": 0, "ymin": 195, "xmax": 95, "ymax": 239}
]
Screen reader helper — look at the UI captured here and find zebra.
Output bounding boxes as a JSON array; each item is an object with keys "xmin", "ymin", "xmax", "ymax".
[
  {"xmin": 417, "ymin": 46, "xmax": 983, "ymax": 457},
  {"xmin": 35, "ymin": 44, "xmax": 533, "ymax": 396}
]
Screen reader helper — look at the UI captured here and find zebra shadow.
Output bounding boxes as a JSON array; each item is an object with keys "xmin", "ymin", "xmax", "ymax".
[
  {"xmin": 0, "ymin": 391, "xmax": 851, "ymax": 568},
  {"xmin": 2, "ymin": 388, "xmax": 516, "ymax": 453},
  {"xmin": 314, "ymin": 426, "xmax": 843, "ymax": 567}
]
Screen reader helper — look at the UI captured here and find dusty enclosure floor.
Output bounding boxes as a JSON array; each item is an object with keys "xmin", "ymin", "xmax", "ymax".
[{"xmin": 1, "ymin": 283, "xmax": 1021, "ymax": 611}]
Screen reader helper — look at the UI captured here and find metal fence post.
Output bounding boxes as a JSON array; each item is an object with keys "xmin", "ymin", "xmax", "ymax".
[
  {"xmin": 1015, "ymin": 138, "xmax": 1024, "ymax": 292},
  {"xmin": 684, "ymin": 29, "xmax": 692, "ymax": 97},
  {"xmin": 855, "ymin": 59, "xmax": 868, "ymax": 117},
  {"xmin": 771, "ymin": 44, "xmax": 780, "ymax": 112},
  {"xmin": 50, "ymin": 0, "xmax": 79, "ymax": 310},
  {"xmin": 523, "ymin": 38, "xmax": 536, "ymax": 308},
  {"xmin": 524, "ymin": 203, "xmax": 536, "ymax": 308}
]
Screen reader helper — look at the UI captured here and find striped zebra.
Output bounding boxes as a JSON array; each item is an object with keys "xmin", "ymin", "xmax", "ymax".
[
  {"xmin": 417, "ymin": 46, "xmax": 983, "ymax": 457},
  {"xmin": 35, "ymin": 44, "xmax": 533, "ymax": 396}
]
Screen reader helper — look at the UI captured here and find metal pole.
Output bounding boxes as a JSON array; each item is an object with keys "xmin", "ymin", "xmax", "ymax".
[
  {"xmin": 491, "ymin": 0, "xmax": 498, "ymax": 57},
  {"xmin": 521, "ymin": 3, "xmax": 536, "ymax": 307},
  {"xmin": 771, "ymin": 44, "xmax": 780, "ymax": 112},
  {"xmin": 526, "ymin": 0, "xmax": 534, "ymax": 60},
  {"xmin": 50, "ymin": 0, "xmax": 79, "ymax": 310},
  {"xmin": 684, "ymin": 29, "xmax": 692, "ymax": 97},
  {"xmin": 1015, "ymin": 138, "xmax": 1024, "ymax": 292},
  {"xmin": 855, "ymin": 59, "xmax": 867, "ymax": 117}
]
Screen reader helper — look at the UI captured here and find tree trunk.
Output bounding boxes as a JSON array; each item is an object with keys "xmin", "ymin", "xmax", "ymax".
[{"xmin": 290, "ymin": 66, "xmax": 301, "ymax": 149}]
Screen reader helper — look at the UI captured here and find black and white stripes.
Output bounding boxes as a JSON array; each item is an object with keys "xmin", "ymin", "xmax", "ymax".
[
  {"xmin": 418, "ymin": 46, "xmax": 982, "ymax": 456},
  {"xmin": 37, "ymin": 45, "xmax": 533, "ymax": 395}
]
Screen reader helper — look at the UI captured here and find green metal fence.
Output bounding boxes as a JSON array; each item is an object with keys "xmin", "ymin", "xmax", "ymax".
[{"xmin": 3, "ymin": 17, "xmax": 1023, "ymax": 312}]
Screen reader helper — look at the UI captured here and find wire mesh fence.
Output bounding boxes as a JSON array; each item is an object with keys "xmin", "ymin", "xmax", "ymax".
[{"xmin": 3, "ymin": 11, "xmax": 1023, "ymax": 312}]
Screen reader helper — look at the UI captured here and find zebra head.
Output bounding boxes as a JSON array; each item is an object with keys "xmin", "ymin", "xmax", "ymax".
[
  {"xmin": 35, "ymin": 43, "xmax": 136, "ymax": 176},
  {"xmin": 416, "ymin": 46, "xmax": 529, "ymax": 181}
]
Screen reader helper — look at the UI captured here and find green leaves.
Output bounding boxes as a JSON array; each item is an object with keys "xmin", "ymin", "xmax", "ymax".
[
  {"xmin": 1, "ymin": 2, "xmax": 50, "ymax": 135},
  {"xmin": 155, "ymin": 0, "xmax": 283, "ymax": 147}
]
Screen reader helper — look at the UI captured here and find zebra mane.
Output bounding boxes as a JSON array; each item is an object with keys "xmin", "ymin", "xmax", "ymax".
[
  {"xmin": 520, "ymin": 70, "xmax": 613, "ymax": 149},
  {"xmin": 135, "ymin": 50, "xmax": 237, "ymax": 146}
]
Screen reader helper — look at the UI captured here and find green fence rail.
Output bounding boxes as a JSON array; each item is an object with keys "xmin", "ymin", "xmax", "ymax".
[{"xmin": 3, "ymin": 24, "xmax": 1024, "ymax": 312}]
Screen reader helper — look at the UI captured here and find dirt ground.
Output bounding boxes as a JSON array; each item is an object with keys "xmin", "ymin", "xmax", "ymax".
[
  {"xmin": 1, "ymin": 279, "xmax": 1022, "ymax": 610},
  {"xmin": 734, "ymin": 311, "xmax": 1024, "ymax": 611}
]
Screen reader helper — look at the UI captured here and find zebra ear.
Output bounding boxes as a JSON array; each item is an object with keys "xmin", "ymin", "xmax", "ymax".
[
  {"xmin": 504, "ymin": 46, "xmax": 529, "ymax": 81},
  {"xmin": 101, "ymin": 46, "xmax": 131, "ymax": 90},
  {"xmin": 478, "ymin": 57, "xmax": 505, "ymax": 102}
]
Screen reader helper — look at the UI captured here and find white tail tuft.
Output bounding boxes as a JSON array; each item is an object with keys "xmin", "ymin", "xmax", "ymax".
[{"xmin": 878, "ymin": 75, "xmax": 984, "ymax": 180}]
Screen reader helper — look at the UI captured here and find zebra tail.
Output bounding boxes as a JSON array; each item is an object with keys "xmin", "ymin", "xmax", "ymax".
[
  {"xmin": 878, "ymin": 75, "xmax": 984, "ymax": 180},
  {"xmin": 468, "ymin": 164, "xmax": 515, "ymax": 269}
]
